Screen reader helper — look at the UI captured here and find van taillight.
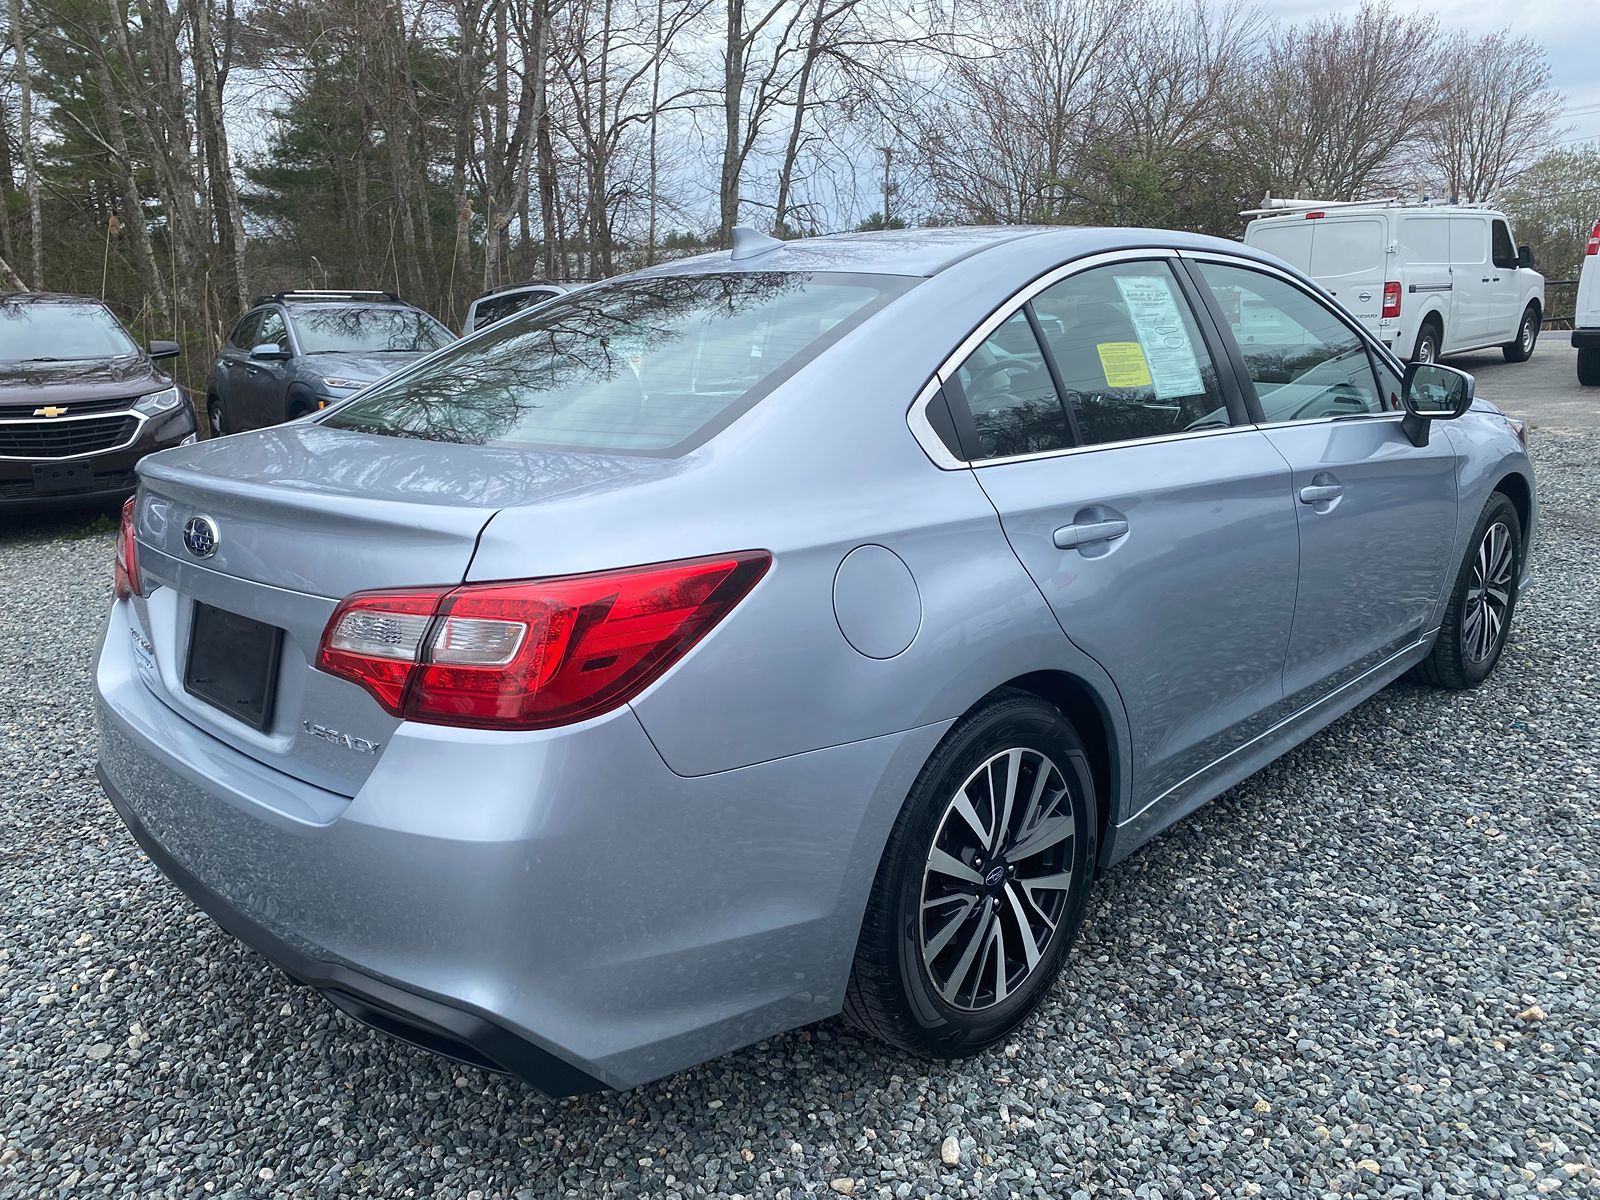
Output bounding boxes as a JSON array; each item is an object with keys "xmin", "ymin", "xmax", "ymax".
[
  {"xmin": 317, "ymin": 552, "xmax": 771, "ymax": 729},
  {"xmin": 1586, "ymin": 222, "xmax": 1599, "ymax": 256},
  {"xmin": 114, "ymin": 496, "xmax": 142, "ymax": 600},
  {"xmin": 1304, "ymin": 211, "xmax": 1325, "ymax": 220},
  {"xmin": 1382, "ymin": 281, "xmax": 1402, "ymax": 319}
]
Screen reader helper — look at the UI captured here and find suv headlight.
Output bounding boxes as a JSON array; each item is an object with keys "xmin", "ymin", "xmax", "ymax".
[
  {"xmin": 319, "ymin": 377, "xmax": 369, "ymax": 391},
  {"xmin": 134, "ymin": 386, "xmax": 183, "ymax": 414}
]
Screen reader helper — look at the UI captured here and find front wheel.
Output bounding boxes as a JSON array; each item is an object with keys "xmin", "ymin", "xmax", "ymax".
[
  {"xmin": 1502, "ymin": 306, "xmax": 1539, "ymax": 362},
  {"xmin": 1414, "ymin": 493, "xmax": 1522, "ymax": 690},
  {"xmin": 843, "ymin": 690, "xmax": 1097, "ymax": 1057}
]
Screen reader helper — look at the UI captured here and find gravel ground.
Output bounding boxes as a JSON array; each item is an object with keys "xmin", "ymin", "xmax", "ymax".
[{"xmin": 2, "ymin": 434, "xmax": 1597, "ymax": 1200}]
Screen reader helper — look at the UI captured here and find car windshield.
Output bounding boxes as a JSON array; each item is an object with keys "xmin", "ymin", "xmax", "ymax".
[
  {"xmin": 0, "ymin": 299, "xmax": 139, "ymax": 361},
  {"xmin": 323, "ymin": 272, "xmax": 907, "ymax": 454},
  {"xmin": 292, "ymin": 306, "xmax": 453, "ymax": 354}
]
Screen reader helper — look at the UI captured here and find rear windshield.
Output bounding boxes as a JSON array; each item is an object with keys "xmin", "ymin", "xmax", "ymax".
[
  {"xmin": 323, "ymin": 272, "xmax": 908, "ymax": 455},
  {"xmin": 293, "ymin": 306, "xmax": 453, "ymax": 354},
  {"xmin": 0, "ymin": 300, "xmax": 138, "ymax": 362}
]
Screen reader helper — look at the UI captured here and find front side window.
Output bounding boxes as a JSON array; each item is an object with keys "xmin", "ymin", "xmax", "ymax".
[
  {"xmin": 1491, "ymin": 220, "xmax": 1517, "ymax": 270},
  {"xmin": 228, "ymin": 312, "xmax": 262, "ymax": 349},
  {"xmin": 325, "ymin": 272, "xmax": 907, "ymax": 455},
  {"xmin": 293, "ymin": 306, "xmax": 453, "ymax": 355},
  {"xmin": 946, "ymin": 311, "xmax": 1071, "ymax": 460},
  {"xmin": 0, "ymin": 299, "xmax": 138, "ymax": 362},
  {"xmin": 1195, "ymin": 262, "xmax": 1384, "ymax": 421},
  {"xmin": 1031, "ymin": 261, "xmax": 1230, "ymax": 446},
  {"xmin": 254, "ymin": 310, "xmax": 289, "ymax": 352}
]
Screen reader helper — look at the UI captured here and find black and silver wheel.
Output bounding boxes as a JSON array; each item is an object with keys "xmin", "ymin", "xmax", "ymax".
[
  {"xmin": 1412, "ymin": 321, "xmax": 1441, "ymax": 365},
  {"xmin": 206, "ymin": 396, "xmax": 225, "ymax": 437},
  {"xmin": 1415, "ymin": 493, "xmax": 1521, "ymax": 690},
  {"xmin": 844, "ymin": 690, "xmax": 1096, "ymax": 1057},
  {"xmin": 1502, "ymin": 306, "xmax": 1539, "ymax": 362}
]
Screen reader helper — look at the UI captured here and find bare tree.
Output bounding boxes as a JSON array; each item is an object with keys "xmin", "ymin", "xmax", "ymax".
[
  {"xmin": 7, "ymin": 0, "xmax": 45, "ymax": 287},
  {"xmin": 1423, "ymin": 31, "xmax": 1563, "ymax": 203}
]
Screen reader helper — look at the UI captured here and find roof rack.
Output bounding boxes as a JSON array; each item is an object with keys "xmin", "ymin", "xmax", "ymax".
[
  {"xmin": 1241, "ymin": 194, "xmax": 1501, "ymax": 219},
  {"xmin": 251, "ymin": 289, "xmax": 404, "ymax": 306}
]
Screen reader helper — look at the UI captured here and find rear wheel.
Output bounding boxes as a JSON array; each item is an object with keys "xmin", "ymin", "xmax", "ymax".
[
  {"xmin": 1412, "ymin": 320, "xmax": 1441, "ymax": 365},
  {"xmin": 1502, "ymin": 305, "xmax": 1539, "ymax": 362},
  {"xmin": 843, "ymin": 690, "xmax": 1097, "ymax": 1057},
  {"xmin": 206, "ymin": 396, "xmax": 226, "ymax": 437},
  {"xmin": 1579, "ymin": 347, "xmax": 1600, "ymax": 387},
  {"xmin": 1414, "ymin": 493, "xmax": 1521, "ymax": 690}
]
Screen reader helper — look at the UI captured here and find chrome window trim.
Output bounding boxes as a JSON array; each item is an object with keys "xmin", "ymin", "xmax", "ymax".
[
  {"xmin": 0, "ymin": 409, "xmax": 149, "ymax": 461},
  {"xmin": 904, "ymin": 247, "xmax": 1256, "ymax": 469},
  {"xmin": 1175, "ymin": 249, "xmax": 1408, "ymax": 429}
]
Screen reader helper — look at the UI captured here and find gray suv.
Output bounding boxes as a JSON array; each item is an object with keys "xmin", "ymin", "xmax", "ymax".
[{"xmin": 204, "ymin": 291, "xmax": 453, "ymax": 434}]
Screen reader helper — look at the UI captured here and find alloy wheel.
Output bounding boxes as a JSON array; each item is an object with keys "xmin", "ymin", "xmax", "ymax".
[
  {"xmin": 1463, "ymin": 521, "xmax": 1514, "ymax": 664},
  {"xmin": 919, "ymin": 747, "xmax": 1076, "ymax": 1012}
]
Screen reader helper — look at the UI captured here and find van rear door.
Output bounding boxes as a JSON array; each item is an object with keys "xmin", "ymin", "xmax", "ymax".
[{"xmin": 1306, "ymin": 217, "xmax": 1385, "ymax": 333}]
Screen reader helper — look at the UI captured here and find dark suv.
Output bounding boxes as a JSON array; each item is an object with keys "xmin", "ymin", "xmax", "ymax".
[
  {"xmin": 204, "ymin": 291, "xmax": 453, "ymax": 435},
  {"xmin": 1, "ymin": 293, "xmax": 195, "ymax": 510}
]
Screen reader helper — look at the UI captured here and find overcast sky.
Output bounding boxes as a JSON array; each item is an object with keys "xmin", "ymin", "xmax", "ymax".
[{"xmin": 1262, "ymin": 0, "xmax": 1600, "ymax": 147}]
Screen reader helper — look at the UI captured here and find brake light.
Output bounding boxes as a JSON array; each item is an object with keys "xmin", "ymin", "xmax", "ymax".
[
  {"xmin": 1586, "ymin": 221, "xmax": 1599, "ymax": 256},
  {"xmin": 1304, "ymin": 211, "xmax": 1325, "ymax": 220},
  {"xmin": 317, "ymin": 552, "xmax": 771, "ymax": 729},
  {"xmin": 114, "ymin": 496, "xmax": 142, "ymax": 600},
  {"xmin": 1382, "ymin": 281, "xmax": 1402, "ymax": 319}
]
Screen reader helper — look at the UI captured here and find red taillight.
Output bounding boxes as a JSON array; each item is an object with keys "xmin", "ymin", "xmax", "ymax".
[
  {"xmin": 316, "ymin": 552, "xmax": 771, "ymax": 730},
  {"xmin": 114, "ymin": 496, "xmax": 142, "ymax": 600},
  {"xmin": 1586, "ymin": 221, "xmax": 1599, "ymax": 256},
  {"xmin": 1304, "ymin": 211, "xmax": 1325, "ymax": 220},
  {"xmin": 1382, "ymin": 281, "xmax": 1402, "ymax": 319}
]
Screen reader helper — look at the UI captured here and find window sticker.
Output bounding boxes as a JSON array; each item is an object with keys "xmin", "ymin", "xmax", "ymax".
[
  {"xmin": 1095, "ymin": 341, "xmax": 1153, "ymax": 388},
  {"xmin": 1113, "ymin": 275, "xmax": 1205, "ymax": 399}
]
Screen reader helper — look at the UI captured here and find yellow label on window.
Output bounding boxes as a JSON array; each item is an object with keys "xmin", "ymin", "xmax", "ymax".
[{"xmin": 1095, "ymin": 342, "xmax": 1153, "ymax": 388}]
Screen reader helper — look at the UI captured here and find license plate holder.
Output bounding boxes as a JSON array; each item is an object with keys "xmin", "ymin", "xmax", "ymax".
[
  {"xmin": 32, "ymin": 461, "xmax": 94, "ymax": 495},
  {"xmin": 184, "ymin": 602, "xmax": 283, "ymax": 731}
]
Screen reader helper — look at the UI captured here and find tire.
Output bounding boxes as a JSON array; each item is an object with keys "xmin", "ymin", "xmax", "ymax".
[
  {"xmin": 287, "ymin": 390, "xmax": 318, "ymax": 422},
  {"xmin": 1501, "ymin": 305, "xmax": 1539, "ymax": 362},
  {"xmin": 1579, "ymin": 347, "xmax": 1600, "ymax": 387},
  {"xmin": 1414, "ymin": 493, "xmax": 1521, "ymax": 690},
  {"xmin": 206, "ymin": 396, "xmax": 226, "ymax": 438},
  {"xmin": 843, "ymin": 689, "xmax": 1098, "ymax": 1057},
  {"xmin": 1411, "ymin": 320, "xmax": 1441, "ymax": 365}
]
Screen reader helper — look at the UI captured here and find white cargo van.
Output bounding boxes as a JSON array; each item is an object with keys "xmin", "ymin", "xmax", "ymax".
[
  {"xmin": 1242, "ymin": 200, "xmax": 1545, "ymax": 365},
  {"xmin": 1575, "ymin": 220, "xmax": 1600, "ymax": 387}
]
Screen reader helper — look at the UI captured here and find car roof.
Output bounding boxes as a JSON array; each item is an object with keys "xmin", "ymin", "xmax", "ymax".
[{"xmin": 626, "ymin": 225, "xmax": 1287, "ymax": 281}]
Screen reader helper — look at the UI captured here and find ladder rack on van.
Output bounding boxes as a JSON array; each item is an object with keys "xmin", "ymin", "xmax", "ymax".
[{"xmin": 1240, "ymin": 196, "xmax": 1499, "ymax": 219}]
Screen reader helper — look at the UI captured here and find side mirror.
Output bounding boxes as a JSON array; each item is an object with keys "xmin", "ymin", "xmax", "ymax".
[
  {"xmin": 148, "ymin": 340, "xmax": 181, "ymax": 360},
  {"xmin": 250, "ymin": 342, "xmax": 289, "ymax": 360},
  {"xmin": 1517, "ymin": 245, "xmax": 1534, "ymax": 269},
  {"xmin": 1401, "ymin": 362, "xmax": 1474, "ymax": 447}
]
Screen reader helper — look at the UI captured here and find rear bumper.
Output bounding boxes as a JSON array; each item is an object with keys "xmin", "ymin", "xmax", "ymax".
[
  {"xmin": 1572, "ymin": 328, "xmax": 1600, "ymax": 350},
  {"xmin": 94, "ymin": 600, "xmax": 946, "ymax": 1091},
  {"xmin": 0, "ymin": 404, "xmax": 196, "ymax": 508}
]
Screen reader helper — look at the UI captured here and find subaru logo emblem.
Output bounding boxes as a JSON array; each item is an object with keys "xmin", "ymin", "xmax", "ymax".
[
  {"xmin": 984, "ymin": 865, "xmax": 1006, "ymax": 889},
  {"xmin": 182, "ymin": 515, "xmax": 220, "ymax": 558}
]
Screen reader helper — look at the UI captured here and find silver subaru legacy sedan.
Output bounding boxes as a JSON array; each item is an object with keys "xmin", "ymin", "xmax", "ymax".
[{"xmin": 95, "ymin": 226, "xmax": 1535, "ymax": 1094}]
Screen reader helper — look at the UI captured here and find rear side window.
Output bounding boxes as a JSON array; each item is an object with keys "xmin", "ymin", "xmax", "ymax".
[
  {"xmin": 1249, "ymin": 223, "xmax": 1313, "ymax": 272},
  {"xmin": 325, "ymin": 273, "xmax": 907, "ymax": 455},
  {"xmin": 1032, "ymin": 262, "xmax": 1230, "ymax": 446},
  {"xmin": 473, "ymin": 289, "xmax": 560, "ymax": 331},
  {"xmin": 946, "ymin": 311, "xmax": 1071, "ymax": 460},
  {"xmin": 1309, "ymin": 219, "xmax": 1384, "ymax": 278}
]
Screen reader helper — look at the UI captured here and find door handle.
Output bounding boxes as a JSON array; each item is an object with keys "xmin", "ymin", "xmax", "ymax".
[
  {"xmin": 1054, "ymin": 518, "xmax": 1129, "ymax": 549},
  {"xmin": 1481, "ymin": 277, "xmax": 1491, "ymax": 283},
  {"xmin": 1299, "ymin": 484, "xmax": 1344, "ymax": 505}
]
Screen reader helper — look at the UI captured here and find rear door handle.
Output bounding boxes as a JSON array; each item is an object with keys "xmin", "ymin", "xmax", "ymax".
[
  {"xmin": 1054, "ymin": 518, "xmax": 1129, "ymax": 549},
  {"xmin": 1299, "ymin": 484, "xmax": 1344, "ymax": 504}
]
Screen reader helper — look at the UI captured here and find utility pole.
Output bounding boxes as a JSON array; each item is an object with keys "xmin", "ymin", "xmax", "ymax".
[{"xmin": 879, "ymin": 145, "xmax": 894, "ymax": 227}]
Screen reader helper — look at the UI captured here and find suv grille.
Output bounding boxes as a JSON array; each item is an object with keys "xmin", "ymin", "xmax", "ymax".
[{"xmin": 0, "ymin": 414, "xmax": 139, "ymax": 458}]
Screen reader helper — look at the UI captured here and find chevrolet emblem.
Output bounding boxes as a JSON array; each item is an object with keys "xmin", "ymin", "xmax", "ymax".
[{"xmin": 34, "ymin": 405, "xmax": 69, "ymax": 418}]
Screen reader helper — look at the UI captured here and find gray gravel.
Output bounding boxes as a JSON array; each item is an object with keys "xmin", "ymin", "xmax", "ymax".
[{"xmin": 3, "ymin": 435, "xmax": 1598, "ymax": 1200}]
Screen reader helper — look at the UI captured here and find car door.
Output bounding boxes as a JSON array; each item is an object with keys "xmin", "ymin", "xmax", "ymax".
[
  {"xmin": 239, "ymin": 308, "xmax": 293, "ymax": 429},
  {"xmin": 1185, "ymin": 255, "xmax": 1459, "ymax": 709},
  {"xmin": 1488, "ymin": 218, "xmax": 1522, "ymax": 340},
  {"xmin": 1449, "ymin": 216, "xmax": 1493, "ymax": 346},
  {"xmin": 949, "ymin": 253, "xmax": 1300, "ymax": 819},
  {"xmin": 216, "ymin": 311, "xmax": 260, "ymax": 414}
]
